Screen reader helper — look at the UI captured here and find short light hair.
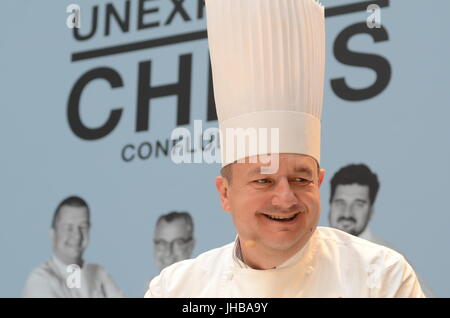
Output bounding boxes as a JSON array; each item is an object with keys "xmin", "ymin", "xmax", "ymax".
[
  {"xmin": 52, "ymin": 196, "xmax": 90, "ymax": 229},
  {"xmin": 220, "ymin": 164, "xmax": 233, "ymax": 184},
  {"xmin": 155, "ymin": 211, "xmax": 194, "ymax": 234}
]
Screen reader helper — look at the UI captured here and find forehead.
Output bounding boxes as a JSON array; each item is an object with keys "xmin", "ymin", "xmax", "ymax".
[
  {"xmin": 334, "ymin": 184, "xmax": 370, "ymax": 199},
  {"xmin": 233, "ymin": 153, "xmax": 318, "ymax": 177},
  {"xmin": 155, "ymin": 219, "xmax": 191, "ymax": 238},
  {"xmin": 57, "ymin": 205, "xmax": 89, "ymax": 224}
]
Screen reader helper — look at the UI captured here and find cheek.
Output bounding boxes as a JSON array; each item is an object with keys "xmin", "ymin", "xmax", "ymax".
[
  {"xmin": 298, "ymin": 188, "xmax": 321, "ymax": 211},
  {"xmin": 55, "ymin": 231, "xmax": 68, "ymax": 243},
  {"xmin": 330, "ymin": 203, "xmax": 344, "ymax": 217},
  {"xmin": 308, "ymin": 198, "xmax": 321, "ymax": 222},
  {"xmin": 228, "ymin": 194, "xmax": 261, "ymax": 233},
  {"xmin": 81, "ymin": 231, "xmax": 89, "ymax": 240},
  {"xmin": 229, "ymin": 189, "xmax": 260, "ymax": 214},
  {"xmin": 301, "ymin": 192, "xmax": 322, "ymax": 227},
  {"xmin": 238, "ymin": 196, "xmax": 269, "ymax": 222},
  {"xmin": 358, "ymin": 208, "xmax": 371, "ymax": 222},
  {"xmin": 330, "ymin": 209, "xmax": 339, "ymax": 220},
  {"xmin": 178, "ymin": 249, "xmax": 190, "ymax": 257}
]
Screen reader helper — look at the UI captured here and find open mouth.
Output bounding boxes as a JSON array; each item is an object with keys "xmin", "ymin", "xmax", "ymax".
[
  {"xmin": 66, "ymin": 242, "xmax": 82, "ymax": 249},
  {"xmin": 339, "ymin": 220, "xmax": 356, "ymax": 227},
  {"xmin": 262, "ymin": 212, "xmax": 300, "ymax": 222}
]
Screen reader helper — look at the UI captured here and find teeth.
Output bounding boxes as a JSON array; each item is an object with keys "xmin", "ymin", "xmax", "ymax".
[
  {"xmin": 266, "ymin": 214, "xmax": 297, "ymax": 220},
  {"xmin": 269, "ymin": 215, "xmax": 289, "ymax": 220}
]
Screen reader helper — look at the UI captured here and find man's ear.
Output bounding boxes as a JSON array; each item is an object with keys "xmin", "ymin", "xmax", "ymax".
[
  {"xmin": 318, "ymin": 169, "xmax": 326, "ymax": 187},
  {"xmin": 49, "ymin": 228, "xmax": 55, "ymax": 243},
  {"xmin": 215, "ymin": 176, "xmax": 231, "ymax": 212},
  {"xmin": 189, "ymin": 237, "xmax": 196, "ymax": 254},
  {"xmin": 327, "ymin": 207, "xmax": 331, "ymax": 226},
  {"xmin": 368, "ymin": 204, "xmax": 374, "ymax": 221}
]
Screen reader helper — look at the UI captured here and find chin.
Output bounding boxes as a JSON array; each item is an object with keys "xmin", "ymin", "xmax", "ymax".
[
  {"xmin": 262, "ymin": 234, "xmax": 304, "ymax": 251},
  {"xmin": 66, "ymin": 248, "xmax": 83, "ymax": 258}
]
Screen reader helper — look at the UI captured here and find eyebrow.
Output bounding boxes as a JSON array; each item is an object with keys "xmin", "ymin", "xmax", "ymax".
[
  {"xmin": 60, "ymin": 221, "xmax": 90, "ymax": 225},
  {"xmin": 247, "ymin": 166, "xmax": 265, "ymax": 177},
  {"xmin": 332, "ymin": 198, "xmax": 368, "ymax": 203},
  {"xmin": 293, "ymin": 167, "xmax": 314, "ymax": 178},
  {"xmin": 247, "ymin": 166, "xmax": 314, "ymax": 178}
]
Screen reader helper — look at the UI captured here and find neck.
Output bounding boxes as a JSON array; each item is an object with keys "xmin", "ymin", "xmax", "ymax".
[
  {"xmin": 239, "ymin": 234, "xmax": 311, "ymax": 270},
  {"xmin": 358, "ymin": 226, "xmax": 371, "ymax": 239},
  {"xmin": 54, "ymin": 253, "xmax": 83, "ymax": 267}
]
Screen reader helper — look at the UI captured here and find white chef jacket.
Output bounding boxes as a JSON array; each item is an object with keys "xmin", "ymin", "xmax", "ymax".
[
  {"xmin": 144, "ymin": 226, "xmax": 425, "ymax": 298},
  {"xmin": 23, "ymin": 256, "xmax": 125, "ymax": 298},
  {"xmin": 359, "ymin": 227, "xmax": 436, "ymax": 297}
]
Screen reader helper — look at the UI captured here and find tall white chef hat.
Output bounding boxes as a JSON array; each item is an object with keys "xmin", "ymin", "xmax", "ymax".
[{"xmin": 205, "ymin": 0, "xmax": 325, "ymax": 167}]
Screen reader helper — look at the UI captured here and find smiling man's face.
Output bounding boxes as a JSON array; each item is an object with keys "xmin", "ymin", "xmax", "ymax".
[
  {"xmin": 154, "ymin": 218, "xmax": 194, "ymax": 271},
  {"xmin": 329, "ymin": 184, "xmax": 372, "ymax": 236},
  {"xmin": 52, "ymin": 205, "xmax": 90, "ymax": 265},
  {"xmin": 216, "ymin": 153, "xmax": 325, "ymax": 256}
]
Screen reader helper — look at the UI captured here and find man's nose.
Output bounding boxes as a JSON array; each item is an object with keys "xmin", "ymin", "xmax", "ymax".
[
  {"xmin": 342, "ymin": 204, "xmax": 353, "ymax": 218},
  {"xmin": 69, "ymin": 227, "xmax": 83, "ymax": 240},
  {"xmin": 271, "ymin": 179, "xmax": 298, "ymax": 209},
  {"xmin": 162, "ymin": 243, "xmax": 176, "ymax": 255}
]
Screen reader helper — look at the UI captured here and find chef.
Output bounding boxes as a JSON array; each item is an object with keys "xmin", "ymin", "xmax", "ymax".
[{"xmin": 145, "ymin": 0, "xmax": 425, "ymax": 297}]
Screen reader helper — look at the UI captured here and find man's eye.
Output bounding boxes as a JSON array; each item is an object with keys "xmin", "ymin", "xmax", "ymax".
[
  {"xmin": 333, "ymin": 200, "xmax": 345, "ymax": 207},
  {"xmin": 292, "ymin": 178, "xmax": 311, "ymax": 184},
  {"xmin": 254, "ymin": 179, "xmax": 270, "ymax": 184}
]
